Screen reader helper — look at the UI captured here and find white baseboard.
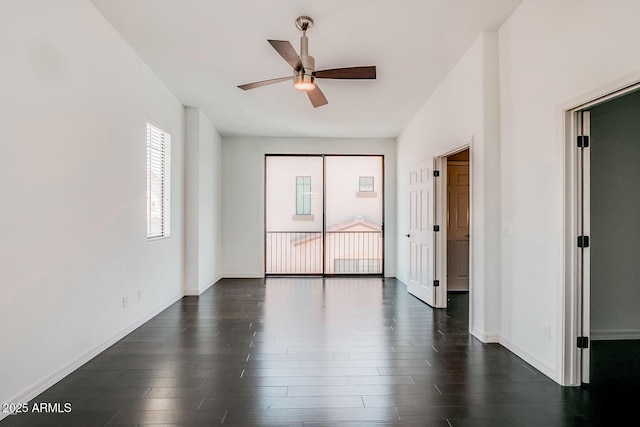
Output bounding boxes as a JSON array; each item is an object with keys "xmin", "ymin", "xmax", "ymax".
[
  {"xmin": 200, "ymin": 276, "xmax": 222, "ymax": 294},
  {"xmin": 591, "ymin": 329, "xmax": 640, "ymax": 340},
  {"xmin": 470, "ymin": 329, "xmax": 500, "ymax": 343},
  {"xmin": 222, "ymin": 273, "xmax": 264, "ymax": 279},
  {"xmin": 184, "ymin": 276, "xmax": 223, "ymax": 296},
  {"xmin": 499, "ymin": 335, "xmax": 560, "ymax": 384},
  {"xmin": 0, "ymin": 292, "xmax": 183, "ymax": 422}
]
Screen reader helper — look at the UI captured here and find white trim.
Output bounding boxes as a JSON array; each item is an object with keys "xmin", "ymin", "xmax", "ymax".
[
  {"xmin": 201, "ymin": 276, "xmax": 222, "ymax": 294},
  {"xmin": 396, "ymin": 275, "xmax": 409, "ymax": 286},
  {"xmin": 560, "ymin": 70, "xmax": 640, "ymax": 113},
  {"xmin": 433, "ymin": 137, "xmax": 473, "ymax": 321},
  {"xmin": 562, "ymin": 108, "xmax": 580, "ymax": 386},
  {"xmin": 433, "ymin": 138, "xmax": 473, "ymax": 158},
  {"xmin": 591, "ymin": 330, "xmax": 640, "ymax": 341},
  {"xmin": 499, "ymin": 336, "xmax": 560, "ymax": 384},
  {"xmin": 471, "ymin": 329, "xmax": 500, "ymax": 343},
  {"xmin": 222, "ymin": 273, "xmax": 265, "ymax": 279},
  {"xmin": 184, "ymin": 276, "xmax": 224, "ymax": 296},
  {"xmin": 0, "ymin": 292, "xmax": 183, "ymax": 422},
  {"xmin": 433, "ymin": 155, "xmax": 448, "ymax": 308}
]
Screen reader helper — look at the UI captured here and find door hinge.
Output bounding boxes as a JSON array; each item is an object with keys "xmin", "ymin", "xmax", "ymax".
[
  {"xmin": 577, "ymin": 135, "xmax": 589, "ymax": 148},
  {"xmin": 577, "ymin": 235, "xmax": 590, "ymax": 248},
  {"xmin": 433, "ymin": 170, "xmax": 440, "ymax": 177},
  {"xmin": 433, "ymin": 225, "xmax": 440, "ymax": 232},
  {"xmin": 577, "ymin": 336, "xmax": 589, "ymax": 349},
  {"xmin": 433, "ymin": 280, "xmax": 440, "ymax": 287}
]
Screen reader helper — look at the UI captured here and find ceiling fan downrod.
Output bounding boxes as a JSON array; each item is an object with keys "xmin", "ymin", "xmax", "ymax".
[{"xmin": 294, "ymin": 16, "xmax": 315, "ymax": 91}]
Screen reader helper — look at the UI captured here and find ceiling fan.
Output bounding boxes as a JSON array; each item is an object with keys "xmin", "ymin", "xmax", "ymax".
[{"xmin": 238, "ymin": 16, "xmax": 376, "ymax": 108}]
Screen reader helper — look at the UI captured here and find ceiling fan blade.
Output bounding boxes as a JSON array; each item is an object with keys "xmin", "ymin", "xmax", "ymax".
[
  {"xmin": 267, "ymin": 40, "xmax": 302, "ymax": 71},
  {"xmin": 307, "ymin": 85, "xmax": 328, "ymax": 108},
  {"xmin": 238, "ymin": 76, "xmax": 292, "ymax": 90},
  {"xmin": 314, "ymin": 66, "xmax": 376, "ymax": 79}
]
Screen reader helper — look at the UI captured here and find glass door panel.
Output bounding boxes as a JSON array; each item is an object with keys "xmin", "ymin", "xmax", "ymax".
[
  {"xmin": 324, "ymin": 156, "xmax": 384, "ymax": 275},
  {"xmin": 265, "ymin": 156, "xmax": 324, "ymax": 274}
]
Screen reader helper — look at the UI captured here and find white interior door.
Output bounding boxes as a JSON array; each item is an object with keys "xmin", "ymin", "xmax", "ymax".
[
  {"xmin": 407, "ymin": 161, "xmax": 435, "ymax": 306},
  {"xmin": 447, "ymin": 163, "xmax": 470, "ymax": 291}
]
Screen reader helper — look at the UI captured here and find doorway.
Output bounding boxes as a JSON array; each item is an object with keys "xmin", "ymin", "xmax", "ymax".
[
  {"xmin": 406, "ymin": 143, "xmax": 471, "ymax": 310},
  {"xmin": 446, "ymin": 150, "xmax": 470, "ymax": 293},
  {"xmin": 265, "ymin": 155, "xmax": 384, "ymax": 276},
  {"xmin": 568, "ymin": 85, "xmax": 640, "ymax": 386}
]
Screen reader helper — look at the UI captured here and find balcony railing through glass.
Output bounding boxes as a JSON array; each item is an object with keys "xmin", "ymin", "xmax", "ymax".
[{"xmin": 266, "ymin": 231, "xmax": 382, "ymax": 275}]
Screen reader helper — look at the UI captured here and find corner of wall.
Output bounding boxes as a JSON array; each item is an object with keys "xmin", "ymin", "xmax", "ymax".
[
  {"xmin": 183, "ymin": 107, "xmax": 201, "ymax": 295},
  {"xmin": 481, "ymin": 30, "xmax": 502, "ymax": 338},
  {"xmin": 183, "ymin": 108, "xmax": 224, "ymax": 294}
]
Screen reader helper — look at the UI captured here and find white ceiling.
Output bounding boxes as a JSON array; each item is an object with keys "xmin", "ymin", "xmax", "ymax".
[{"xmin": 91, "ymin": 0, "xmax": 522, "ymax": 138}]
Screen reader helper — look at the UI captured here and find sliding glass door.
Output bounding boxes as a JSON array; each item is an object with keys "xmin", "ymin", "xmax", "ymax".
[{"xmin": 265, "ymin": 155, "xmax": 383, "ymax": 275}]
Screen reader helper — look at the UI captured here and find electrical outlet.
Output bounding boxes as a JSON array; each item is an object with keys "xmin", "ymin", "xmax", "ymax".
[
  {"xmin": 138, "ymin": 291, "xmax": 143, "ymax": 302},
  {"xmin": 122, "ymin": 296, "xmax": 128, "ymax": 309},
  {"xmin": 503, "ymin": 225, "xmax": 514, "ymax": 238}
]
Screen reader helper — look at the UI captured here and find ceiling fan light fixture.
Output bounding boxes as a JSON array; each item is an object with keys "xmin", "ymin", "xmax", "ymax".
[
  {"xmin": 293, "ymin": 71, "xmax": 315, "ymax": 92},
  {"xmin": 237, "ymin": 15, "xmax": 376, "ymax": 107}
]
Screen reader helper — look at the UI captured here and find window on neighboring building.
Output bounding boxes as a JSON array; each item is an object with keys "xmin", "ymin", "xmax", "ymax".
[
  {"xmin": 146, "ymin": 123, "xmax": 171, "ymax": 239},
  {"xmin": 359, "ymin": 176, "xmax": 374, "ymax": 192},
  {"xmin": 296, "ymin": 176, "xmax": 311, "ymax": 215}
]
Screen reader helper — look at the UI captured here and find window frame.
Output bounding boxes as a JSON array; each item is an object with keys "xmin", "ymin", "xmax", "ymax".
[{"xmin": 146, "ymin": 123, "xmax": 171, "ymax": 240}]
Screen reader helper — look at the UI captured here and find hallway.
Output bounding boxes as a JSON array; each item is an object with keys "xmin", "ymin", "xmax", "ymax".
[{"xmin": 0, "ymin": 278, "xmax": 625, "ymax": 426}]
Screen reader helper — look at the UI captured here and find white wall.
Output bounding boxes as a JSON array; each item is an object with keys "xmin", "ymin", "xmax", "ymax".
[
  {"xmin": 396, "ymin": 33, "xmax": 501, "ymax": 342},
  {"xmin": 184, "ymin": 107, "xmax": 223, "ymax": 295},
  {"xmin": 0, "ymin": 0, "xmax": 185, "ymax": 407},
  {"xmin": 222, "ymin": 138, "xmax": 396, "ymax": 277},
  {"xmin": 499, "ymin": 0, "xmax": 640, "ymax": 383}
]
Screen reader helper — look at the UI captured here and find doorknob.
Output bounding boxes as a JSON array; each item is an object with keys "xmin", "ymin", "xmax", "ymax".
[{"xmin": 405, "ymin": 234, "xmax": 410, "ymax": 237}]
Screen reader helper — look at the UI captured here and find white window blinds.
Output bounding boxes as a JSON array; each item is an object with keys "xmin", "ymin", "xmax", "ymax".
[{"xmin": 146, "ymin": 123, "xmax": 171, "ymax": 239}]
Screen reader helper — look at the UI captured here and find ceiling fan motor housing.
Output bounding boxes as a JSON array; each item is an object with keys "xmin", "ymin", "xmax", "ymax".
[{"xmin": 294, "ymin": 32, "xmax": 315, "ymax": 91}]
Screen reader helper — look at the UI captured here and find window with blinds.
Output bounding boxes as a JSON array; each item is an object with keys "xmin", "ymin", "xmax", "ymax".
[{"xmin": 146, "ymin": 123, "xmax": 171, "ymax": 239}]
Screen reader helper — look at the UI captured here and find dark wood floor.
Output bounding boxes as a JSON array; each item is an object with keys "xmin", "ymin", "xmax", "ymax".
[{"xmin": 1, "ymin": 278, "xmax": 637, "ymax": 426}]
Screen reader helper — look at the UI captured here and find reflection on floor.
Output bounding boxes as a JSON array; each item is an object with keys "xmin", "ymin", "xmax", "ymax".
[{"xmin": 1, "ymin": 278, "xmax": 635, "ymax": 426}]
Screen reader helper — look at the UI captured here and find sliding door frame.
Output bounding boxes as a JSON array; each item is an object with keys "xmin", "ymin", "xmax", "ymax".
[{"xmin": 264, "ymin": 154, "xmax": 385, "ymax": 277}]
